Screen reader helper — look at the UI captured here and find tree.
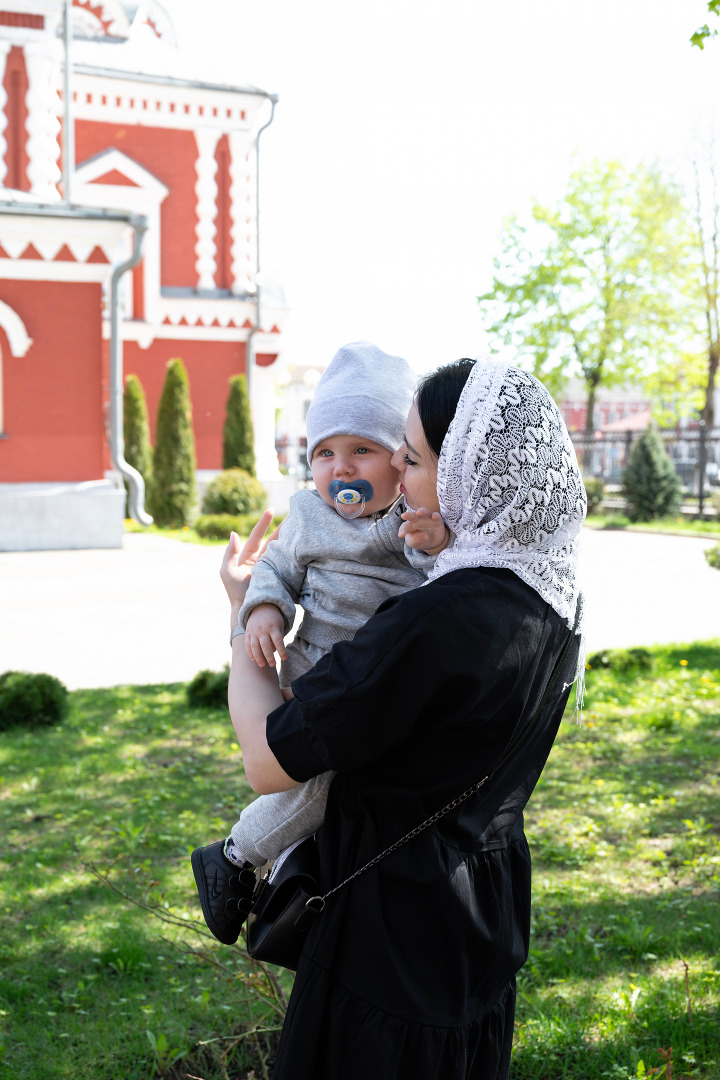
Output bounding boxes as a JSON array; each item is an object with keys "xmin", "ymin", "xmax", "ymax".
[
  {"xmin": 643, "ymin": 350, "xmax": 706, "ymax": 428},
  {"xmin": 223, "ymin": 373, "xmax": 255, "ymax": 474},
  {"xmin": 149, "ymin": 358, "xmax": 196, "ymax": 527},
  {"xmin": 622, "ymin": 428, "xmax": 682, "ymax": 522},
  {"xmin": 123, "ymin": 374, "xmax": 153, "ymax": 506},
  {"xmin": 478, "ymin": 161, "xmax": 692, "ymax": 432},
  {"xmin": 690, "ymin": 155, "xmax": 720, "ymax": 429}
]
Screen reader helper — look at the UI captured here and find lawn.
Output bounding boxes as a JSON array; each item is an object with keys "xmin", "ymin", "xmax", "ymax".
[
  {"xmin": 586, "ymin": 514, "xmax": 720, "ymax": 539},
  {"xmin": 0, "ymin": 642, "xmax": 718, "ymax": 1079},
  {"xmin": 514, "ymin": 641, "xmax": 720, "ymax": 1080},
  {"xmin": 124, "ymin": 513, "xmax": 720, "ymax": 546}
]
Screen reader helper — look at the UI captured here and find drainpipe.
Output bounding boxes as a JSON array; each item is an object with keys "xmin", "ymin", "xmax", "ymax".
[
  {"xmin": 109, "ymin": 215, "xmax": 152, "ymax": 525},
  {"xmin": 62, "ymin": 0, "xmax": 74, "ymax": 202},
  {"xmin": 245, "ymin": 92, "xmax": 279, "ymax": 414}
]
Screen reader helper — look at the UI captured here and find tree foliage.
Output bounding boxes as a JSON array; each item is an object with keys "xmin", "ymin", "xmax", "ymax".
[
  {"xmin": 643, "ymin": 350, "xmax": 706, "ymax": 428},
  {"xmin": 622, "ymin": 428, "xmax": 682, "ymax": 522},
  {"xmin": 691, "ymin": 1, "xmax": 720, "ymax": 48},
  {"xmin": 478, "ymin": 161, "xmax": 692, "ymax": 431},
  {"xmin": 223, "ymin": 373, "xmax": 255, "ymax": 474},
  {"xmin": 149, "ymin": 358, "xmax": 196, "ymax": 527},
  {"xmin": 123, "ymin": 374, "xmax": 153, "ymax": 506}
]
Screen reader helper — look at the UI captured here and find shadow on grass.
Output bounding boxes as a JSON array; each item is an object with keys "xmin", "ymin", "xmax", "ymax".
[{"xmin": 524, "ymin": 886, "xmax": 719, "ymax": 976}]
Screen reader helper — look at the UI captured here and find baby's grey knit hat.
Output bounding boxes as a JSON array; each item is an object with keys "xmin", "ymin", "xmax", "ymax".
[{"xmin": 306, "ymin": 341, "xmax": 416, "ymax": 464}]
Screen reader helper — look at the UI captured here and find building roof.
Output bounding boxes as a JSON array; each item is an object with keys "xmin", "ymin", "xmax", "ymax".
[
  {"xmin": 601, "ymin": 410, "xmax": 652, "ymax": 432},
  {"xmin": 69, "ymin": 0, "xmax": 273, "ymax": 99},
  {"xmin": 0, "ymin": 190, "xmax": 145, "ymax": 226}
]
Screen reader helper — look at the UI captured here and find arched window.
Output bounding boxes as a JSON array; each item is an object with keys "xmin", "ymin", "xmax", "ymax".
[{"xmin": 0, "ymin": 301, "xmax": 33, "ymax": 433}]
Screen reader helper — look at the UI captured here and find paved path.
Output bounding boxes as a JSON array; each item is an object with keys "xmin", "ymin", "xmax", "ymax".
[
  {"xmin": 581, "ymin": 529, "xmax": 719, "ymax": 654},
  {"xmin": 0, "ymin": 529, "xmax": 718, "ymax": 690}
]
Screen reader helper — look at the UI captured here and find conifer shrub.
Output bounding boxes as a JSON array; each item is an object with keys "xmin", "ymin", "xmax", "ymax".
[
  {"xmin": 201, "ymin": 469, "xmax": 266, "ymax": 517},
  {"xmin": 123, "ymin": 374, "xmax": 153, "ymax": 507},
  {"xmin": 223, "ymin": 374, "xmax": 256, "ymax": 474},
  {"xmin": 621, "ymin": 428, "xmax": 681, "ymax": 522},
  {"xmin": 149, "ymin": 359, "xmax": 196, "ymax": 527},
  {"xmin": 187, "ymin": 666, "xmax": 229, "ymax": 709},
  {"xmin": 0, "ymin": 671, "xmax": 69, "ymax": 730}
]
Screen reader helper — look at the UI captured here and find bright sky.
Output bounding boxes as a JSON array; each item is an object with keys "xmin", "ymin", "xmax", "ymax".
[{"xmin": 167, "ymin": 0, "xmax": 720, "ymax": 375}]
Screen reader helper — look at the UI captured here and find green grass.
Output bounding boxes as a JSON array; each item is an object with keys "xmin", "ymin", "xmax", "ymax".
[
  {"xmin": 129, "ymin": 513, "xmax": 720, "ymax": 543},
  {"xmin": 123, "ymin": 519, "xmax": 228, "ymax": 545},
  {"xmin": 124, "ymin": 515, "xmax": 285, "ymax": 547},
  {"xmin": 0, "ymin": 643, "xmax": 718, "ymax": 1079},
  {"xmin": 515, "ymin": 641, "xmax": 720, "ymax": 1079},
  {"xmin": 0, "ymin": 686, "xmax": 289, "ymax": 1080},
  {"xmin": 587, "ymin": 513, "xmax": 720, "ymax": 537}
]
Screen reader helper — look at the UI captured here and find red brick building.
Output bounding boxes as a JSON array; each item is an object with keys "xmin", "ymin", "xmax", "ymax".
[{"xmin": 0, "ymin": 0, "xmax": 285, "ymax": 549}]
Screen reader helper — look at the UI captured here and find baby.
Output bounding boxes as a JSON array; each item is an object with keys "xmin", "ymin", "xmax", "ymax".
[{"xmin": 192, "ymin": 342, "xmax": 449, "ymax": 945}]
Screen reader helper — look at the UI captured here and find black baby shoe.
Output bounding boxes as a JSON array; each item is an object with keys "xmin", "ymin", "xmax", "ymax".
[{"xmin": 191, "ymin": 840, "xmax": 256, "ymax": 945}]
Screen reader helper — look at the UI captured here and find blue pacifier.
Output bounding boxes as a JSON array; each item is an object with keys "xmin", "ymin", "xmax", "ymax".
[{"xmin": 328, "ymin": 478, "xmax": 374, "ymax": 519}]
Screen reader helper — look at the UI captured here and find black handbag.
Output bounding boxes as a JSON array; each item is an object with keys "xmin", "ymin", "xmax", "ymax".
[
  {"xmin": 246, "ymin": 612, "xmax": 580, "ymax": 972},
  {"xmin": 246, "ymin": 835, "xmax": 322, "ymax": 971}
]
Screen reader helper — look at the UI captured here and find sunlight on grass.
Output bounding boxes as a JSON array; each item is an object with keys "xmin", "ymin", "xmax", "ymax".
[
  {"xmin": 515, "ymin": 640, "xmax": 720, "ymax": 1079},
  {"xmin": 1, "ymin": 643, "xmax": 718, "ymax": 1078}
]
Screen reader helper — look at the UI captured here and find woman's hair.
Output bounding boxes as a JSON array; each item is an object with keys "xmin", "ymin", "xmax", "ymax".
[{"xmin": 415, "ymin": 358, "xmax": 475, "ymax": 457}]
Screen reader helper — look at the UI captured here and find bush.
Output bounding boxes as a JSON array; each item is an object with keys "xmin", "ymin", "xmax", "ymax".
[
  {"xmin": 0, "ymin": 671, "xmax": 69, "ymax": 730},
  {"xmin": 123, "ymin": 374, "xmax": 153, "ymax": 509},
  {"xmin": 149, "ymin": 359, "xmax": 196, "ymax": 527},
  {"xmin": 195, "ymin": 512, "xmax": 256, "ymax": 540},
  {"xmin": 585, "ymin": 647, "xmax": 654, "ymax": 674},
  {"xmin": 583, "ymin": 476, "xmax": 605, "ymax": 515},
  {"xmin": 194, "ymin": 512, "xmax": 285, "ymax": 540},
  {"xmin": 223, "ymin": 374, "xmax": 255, "ymax": 474},
  {"xmin": 201, "ymin": 469, "xmax": 266, "ymax": 517},
  {"xmin": 705, "ymin": 543, "xmax": 720, "ymax": 570},
  {"xmin": 187, "ymin": 667, "xmax": 229, "ymax": 709},
  {"xmin": 622, "ymin": 428, "xmax": 682, "ymax": 522}
]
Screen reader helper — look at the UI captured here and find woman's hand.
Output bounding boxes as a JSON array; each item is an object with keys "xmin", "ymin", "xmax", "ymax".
[{"xmin": 220, "ymin": 510, "xmax": 279, "ymax": 625}]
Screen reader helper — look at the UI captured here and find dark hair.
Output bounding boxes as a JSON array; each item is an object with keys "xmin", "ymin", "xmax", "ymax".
[{"xmin": 415, "ymin": 358, "xmax": 475, "ymax": 457}]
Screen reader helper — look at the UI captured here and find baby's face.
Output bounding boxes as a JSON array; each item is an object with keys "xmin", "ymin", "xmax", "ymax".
[{"xmin": 311, "ymin": 434, "xmax": 401, "ymax": 517}]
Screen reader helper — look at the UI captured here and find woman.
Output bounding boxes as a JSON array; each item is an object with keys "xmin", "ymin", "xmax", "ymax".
[{"xmin": 221, "ymin": 358, "xmax": 586, "ymax": 1080}]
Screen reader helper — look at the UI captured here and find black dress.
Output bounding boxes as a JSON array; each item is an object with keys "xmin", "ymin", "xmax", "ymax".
[{"xmin": 266, "ymin": 567, "xmax": 580, "ymax": 1080}]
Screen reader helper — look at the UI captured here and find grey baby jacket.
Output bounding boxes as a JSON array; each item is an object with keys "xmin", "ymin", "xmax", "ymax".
[
  {"xmin": 231, "ymin": 489, "xmax": 434, "ymax": 866},
  {"xmin": 238, "ymin": 488, "xmax": 432, "ymax": 684}
]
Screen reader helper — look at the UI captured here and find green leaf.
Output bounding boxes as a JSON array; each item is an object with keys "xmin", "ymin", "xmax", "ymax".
[{"xmin": 691, "ymin": 26, "xmax": 712, "ymax": 48}]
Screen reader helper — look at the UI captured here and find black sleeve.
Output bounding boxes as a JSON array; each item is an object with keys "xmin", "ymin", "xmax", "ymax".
[{"xmin": 266, "ymin": 573, "xmax": 546, "ymax": 783}]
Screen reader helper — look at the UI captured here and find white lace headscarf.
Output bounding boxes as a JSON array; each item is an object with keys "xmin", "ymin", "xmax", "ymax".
[{"xmin": 427, "ymin": 360, "xmax": 586, "ymax": 642}]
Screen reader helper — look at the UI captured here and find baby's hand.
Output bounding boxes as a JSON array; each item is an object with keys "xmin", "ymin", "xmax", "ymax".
[
  {"xmin": 245, "ymin": 604, "xmax": 288, "ymax": 668},
  {"xmin": 399, "ymin": 507, "xmax": 450, "ymax": 555}
]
